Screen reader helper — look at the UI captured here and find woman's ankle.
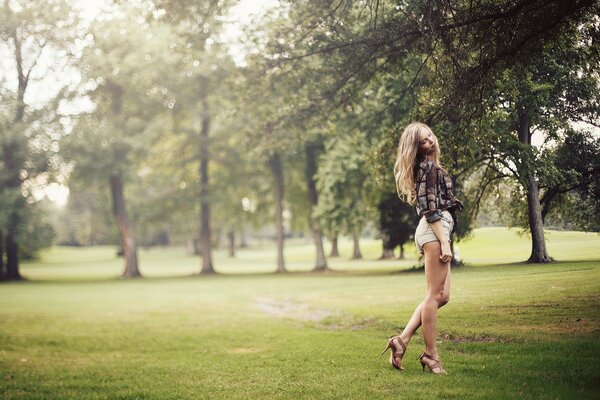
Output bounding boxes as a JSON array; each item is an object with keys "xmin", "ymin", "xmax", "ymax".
[
  {"xmin": 424, "ymin": 348, "xmax": 439, "ymax": 359},
  {"xmin": 399, "ymin": 333, "xmax": 410, "ymax": 345}
]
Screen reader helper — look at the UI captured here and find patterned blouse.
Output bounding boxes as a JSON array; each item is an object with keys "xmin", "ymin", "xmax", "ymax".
[{"xmin": 414, "ymin": 159, "xmax": 463, "ymax": 224}]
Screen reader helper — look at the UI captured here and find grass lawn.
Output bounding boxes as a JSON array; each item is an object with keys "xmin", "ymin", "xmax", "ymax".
[{"xmin": 1, "ymin": 227, "xmax": 599, "ymax": 399}]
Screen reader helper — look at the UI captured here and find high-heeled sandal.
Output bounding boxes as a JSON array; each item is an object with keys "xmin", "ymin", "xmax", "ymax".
[
  {"xmin": 418, "ymin": 352, "xmax": 447, "ymax": 374},
  {"xmin": 380, "ymin": 335, "xmax": 407, "ymax": 370}
]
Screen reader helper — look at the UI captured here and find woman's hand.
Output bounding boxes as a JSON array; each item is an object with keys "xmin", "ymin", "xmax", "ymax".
[{"xmin": 440, "ymin": 241, "xmax": 452, "ymax": 263}]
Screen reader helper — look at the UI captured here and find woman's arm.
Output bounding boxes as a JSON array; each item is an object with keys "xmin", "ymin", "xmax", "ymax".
[
  {"xmin": 429, "ymin": 219, "xmax": 452, "ymax": 263},
  {"xmin": 416, "ymin": 161, "xmax": 444, "ymax": 223}
]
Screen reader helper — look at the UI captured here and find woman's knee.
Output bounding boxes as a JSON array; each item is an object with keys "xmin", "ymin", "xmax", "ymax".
[
  {"xmin": 426, "ymin": 290, "xmax": 449, "ymax": 307},
  {"xmin": 438, "ymin": 293, "xmax": 450, "ymax": 308}
]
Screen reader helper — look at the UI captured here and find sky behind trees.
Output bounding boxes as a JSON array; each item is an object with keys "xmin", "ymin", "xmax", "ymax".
[{"xmin": 17, "ymin": 0, "xmax": 279, "ymax": 206}]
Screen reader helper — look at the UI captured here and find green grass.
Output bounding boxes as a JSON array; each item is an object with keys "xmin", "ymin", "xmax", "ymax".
[{"xmin": 1, "ymin": 227, "xmax": 599, "ymax": 399}]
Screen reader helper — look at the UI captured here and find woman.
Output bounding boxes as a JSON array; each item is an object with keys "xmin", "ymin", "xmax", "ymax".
[{"xmin": 381, "ymin": 122, "xmax": 464, "ymax": 374}]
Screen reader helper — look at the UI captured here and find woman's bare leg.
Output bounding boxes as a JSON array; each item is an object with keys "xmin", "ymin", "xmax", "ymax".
[
  {"xmin": 399, "ymin": 253, "xmax": 451, "ymax": 345},
  {"xmin": 420, "ymin": 241, "xmax": 450, "ymax": 358}
]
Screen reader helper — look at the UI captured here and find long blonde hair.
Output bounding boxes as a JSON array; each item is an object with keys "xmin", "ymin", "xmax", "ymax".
[{"xmin": 393, "ymin": 122, "xmax": 442, "ymax": 204}]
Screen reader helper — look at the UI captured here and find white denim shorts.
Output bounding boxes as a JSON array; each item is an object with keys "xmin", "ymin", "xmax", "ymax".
[{"xmin": 414, "ymin": 210, "xmax": 454, "ymax": 255}]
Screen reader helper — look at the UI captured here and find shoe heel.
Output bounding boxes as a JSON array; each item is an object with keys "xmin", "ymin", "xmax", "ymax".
[
  {"xmin": 380, "ymin": 343, "xmax": 391, "ymax": 356},
  {"xmin": 418, "ymin": 353, "xmax": 426, "ymax": 371},
  {"xmin": 418, "ymin": 352, "xmax": 446, "ymax": 374}
]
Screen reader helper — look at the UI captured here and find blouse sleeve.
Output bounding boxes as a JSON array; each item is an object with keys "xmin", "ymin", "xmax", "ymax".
[{"xmin": 416, "ymin": 161, "xmax": 443, "ymax": 223}]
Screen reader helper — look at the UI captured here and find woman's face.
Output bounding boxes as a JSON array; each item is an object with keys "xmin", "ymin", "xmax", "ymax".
[{"xmin": 418, "ymin": 129, "xmax": 437, "ymax": 156}]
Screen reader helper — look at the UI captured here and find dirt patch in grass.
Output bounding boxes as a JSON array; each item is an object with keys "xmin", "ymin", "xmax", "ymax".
[
  {"xmin": 253, "ymin": 297, "xmax": 383, "ymax": 331},
  {"xmin": 254, "ymin": 297, "xmax": 337, "ymax": 322},
  {"xmin": 318, "ymin": 316, "xmax": 386, "ymax": 331}
]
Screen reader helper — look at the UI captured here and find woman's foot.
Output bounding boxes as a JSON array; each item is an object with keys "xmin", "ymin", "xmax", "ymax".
[
  {"xmin": 418, "ymin": 352, "xmax": 447, "ymax": 374},
  {"xmin": 380, "ymin": 335, "xmax": 407, "ymax": 370}
]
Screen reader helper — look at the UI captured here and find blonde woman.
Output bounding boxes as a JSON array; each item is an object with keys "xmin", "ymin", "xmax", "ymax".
[{"xmin": 381, "ymin": 122, "xmax": 464, "ymax": 374}]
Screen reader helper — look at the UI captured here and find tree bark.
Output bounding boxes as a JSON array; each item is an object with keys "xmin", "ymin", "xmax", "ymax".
[
  {"xmin": 5, "ymin": 231, "xmax": 22, "ymax": 280},
  {"xmin": 450, "ymin": 240, "xmax": 460, "ymax": 267},
  {"xmin": 13, "ymin": 31, "xmax": 26, "ymax": 124},
  {"xmin": 3, "ymin": 144, "xmax": 24, "ymax": 281},
  {"xmin": 351, "ymin": 233, "xmax": 362, "ymax": 259},
  {"xmin": 1, "ymin": 31, "xmax": 28, "ymax": 281},
  {"xmin": 269, "ymin": 152, "xmax": 286, "ymax": 273},
  {"xmin": 227, "ymin": 230, "xmax": 235, "ymax": 257},
  {"xmin": 525, "ymin": 171, "xmax": 552, "ymax": 262},
  {"xmin": 198, "ymin": 76, "xmax": 215, "ymax": 274},
  {"xmin": 329, "ymin": 235, "xmax": 340, "ymax": 257},
  {"xmin": 110, "ymin": 175, "xmax": 141, "ymax": 277},
  {"xmin": 305, "ymin": 142, "xmax": 328, "ymax": 271},
  {"xmin": 517, "ymin": 108, "xmax": 552, "ymax": 263},
  {"xmin": 2, "ymin": 176, "xmax": 22, "ymax": 282}
]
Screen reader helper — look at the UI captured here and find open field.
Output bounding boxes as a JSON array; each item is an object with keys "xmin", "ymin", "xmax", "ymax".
[
  {"xmin": 1, "ymin": 227, "xmax": 599, "ymax": 399},
  {"xmin": 18, "ymin": 227, "xmax": 600, "ymax": 279}
]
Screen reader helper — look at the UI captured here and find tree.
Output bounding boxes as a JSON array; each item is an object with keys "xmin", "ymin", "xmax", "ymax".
[
  {"xmin": 64, "ymin": 5, "xmax": 176, "ymax": 277},
  {"xmin": 53, "ymin": 180, "xmax": 117, "ymax": 246},
  {"xmin": 0, "ymin": 0, "xmax": 79, "ymax": 280},
  {"xmin": 304, "ymin": 137, "xmax": 328, "ymax": 270},
  {"xmin": 540, "ymin": 129, "xmax": 600, "ymax": 231},
  {"xmin": 151, "ymin": 0, "xmax": 235, "ymax": 274},
  {"xmin": 377, "ymin": 192, "xmax": 419, "ymax": 259},
  {"xmin": 265, "ymin": 0, "xmax": 597, "ymax": 264},
  {"xmin": 315, "ymin": 125, "xmax": 374, "ymax": 260},
  {"xmin": 464, "ymin": 16, "xmax": 599, "ymax": 262}
]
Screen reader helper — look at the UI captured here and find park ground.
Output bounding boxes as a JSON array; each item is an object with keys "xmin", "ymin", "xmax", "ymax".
[{"xmin": 1, "ymin": 227, "xmax": 599, "ymax": 399}]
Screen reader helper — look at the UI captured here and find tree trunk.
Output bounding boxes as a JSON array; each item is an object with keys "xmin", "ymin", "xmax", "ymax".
[
  {"xmin": 1, "ymin": 33, "xmax": 28, "ymax": 281},
  {"xmin": 227, "ymin": 230, "xmax": 235, "ymax": 257},
  {"xmin": 525, "ymin": 171, "xmax": 552, "ymax": 262},
  {"xmin": 110, "ymin": 175, "xmax": 141, "ymax": 277},
  {"xmin": 517, "ymin": 108, "xmax": 552, "ymax": 263},
  {"xmin": 380, "ymin": 234, "xmax": 395, "ymax": 259},
  {"xmin": 198, "ymin": 76, "xmax": 215, "ymax": 274},
  {"xmin": 5, "ymin": 232, "xmax": 22, "ymax": 280},
  {"xmin": 305, "ymin": 142, "xmax": 328, "ymax": 271},
  {"xmin": 3, "ymin": 138, "xmax": 24, "ymax": 281},
  {"xmin": 329, "ymin": 235, "xmax": 340, "ymax": 257},
  {"xmin": 398, "ymin": 244, "xmax": 405, "ymax": 260},
  {"xmin": 381, "ymin": 248, "xmax": 395, "ymax": 259},
  {"xmin": 2, "ymin": 187, "xmax": 22, "ymax": 281},
  {"xmin": 269, "ymin": 152, "xmax": 286, "ymax": 273},
  {"xmin": 351, "ymin": 233, "xmax": 362, "ymax": 259},
  {"xmin": 450, "ymin": 240, "xmax": 460, "ymax": 267}
]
